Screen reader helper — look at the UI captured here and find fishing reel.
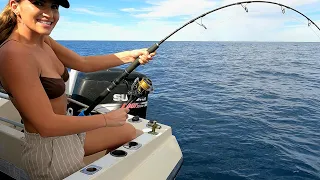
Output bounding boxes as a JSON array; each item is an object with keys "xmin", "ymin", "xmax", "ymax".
[{"xmin": 123, "ymin": 77, "xmax": 153, "ymax": 108}]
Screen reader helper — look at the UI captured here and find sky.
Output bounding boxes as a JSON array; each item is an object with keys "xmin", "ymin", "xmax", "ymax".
[{"xmin": 1, "ymin": 0, "xmax": 320, "ymax": 41}]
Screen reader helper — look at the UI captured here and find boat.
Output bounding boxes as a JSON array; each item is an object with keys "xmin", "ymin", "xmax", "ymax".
[{"xmin": 0, "ymin": 68, "xmax": 183, "ymax": 180}]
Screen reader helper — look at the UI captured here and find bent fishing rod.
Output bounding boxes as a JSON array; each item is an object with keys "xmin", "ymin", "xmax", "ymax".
[{"xmin": 82, "ymin": 0, "xmax": 320, "ymax": 115}]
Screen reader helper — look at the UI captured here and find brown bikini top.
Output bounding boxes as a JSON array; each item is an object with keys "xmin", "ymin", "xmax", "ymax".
[
  {"xmin": 1, "ymin": 68, "xmax": 69, "ymax": 99},
  {"xmin": 0, "ymin": 39, "xmax": 70, "ymax": 99},
  {"xmin": 39, "ymin": 68, "xmax": 69, "ymax": 99}
]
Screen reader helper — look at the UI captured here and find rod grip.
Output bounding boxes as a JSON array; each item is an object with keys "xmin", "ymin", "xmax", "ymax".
[{"xmin": 126, "ymin": 43, "xmax": 159, "ymax": 73}]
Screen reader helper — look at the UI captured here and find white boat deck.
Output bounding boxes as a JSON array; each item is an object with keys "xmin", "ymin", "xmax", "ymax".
[{"xmin": 0, "ymin": 97, "xmax": 183, "ymax": 180}]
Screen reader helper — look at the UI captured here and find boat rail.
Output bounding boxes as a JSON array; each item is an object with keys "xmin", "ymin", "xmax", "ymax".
[
  {"xmin": 0, "ymin": 116, "xmax": 24, "ymax": 128},
  {"xmin": 0, "ymin": 92, "xmax": 9, "ymax": 100}
]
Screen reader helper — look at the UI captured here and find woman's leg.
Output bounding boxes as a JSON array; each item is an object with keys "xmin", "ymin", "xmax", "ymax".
[{"xmin": 83, "ymin": 123, "xmax": 141, "ymax": 156}]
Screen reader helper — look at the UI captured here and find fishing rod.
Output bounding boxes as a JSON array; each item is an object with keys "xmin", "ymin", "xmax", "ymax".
[{"xmin": 82, "ymin": 0, "xmax": 320, "ymax": 115}]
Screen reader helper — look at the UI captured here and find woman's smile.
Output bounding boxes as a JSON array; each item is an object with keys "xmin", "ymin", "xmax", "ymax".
[{"xmin": 36, "ymin": 19, "xmax": 54, "ymax": 28}]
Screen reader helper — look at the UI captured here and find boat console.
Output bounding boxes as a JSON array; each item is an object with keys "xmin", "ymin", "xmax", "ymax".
[{"xmin": 67, "ymin": 114, "xmax": 183, "ymax": 180}]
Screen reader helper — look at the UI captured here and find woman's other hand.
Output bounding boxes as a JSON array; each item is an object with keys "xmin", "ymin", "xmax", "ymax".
[{"xmin": 103, "ymin": 108, "xmax": 129, "ymax": 127}]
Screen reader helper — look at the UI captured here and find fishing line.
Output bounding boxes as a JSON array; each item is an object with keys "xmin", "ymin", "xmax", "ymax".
[
  {"xmin": 309, "ymin": 26, "xmax": 320, "ymax": 40},
  {"xmin": 281, "ymin": 12, "xmax": 320, "ymax": 40},
  {"xmin": 83, "ymin": 1, "xmax": 320, "ymax": 115},
  {"xmin": 241, "ymin": 3, "xmax": 249, "ymax": 13},
  {"xmin": 195, "ymin": 18, "xmax": 207, "ymax": 29},
  {"xmin": 201, "ymin": 4, "xmax": 320, "ymax": 40}
]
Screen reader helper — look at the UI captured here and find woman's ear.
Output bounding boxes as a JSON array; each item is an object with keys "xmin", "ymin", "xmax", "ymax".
[{"xmin": 10, "ymin": 0, "xmax": 20, "ymax": 15}]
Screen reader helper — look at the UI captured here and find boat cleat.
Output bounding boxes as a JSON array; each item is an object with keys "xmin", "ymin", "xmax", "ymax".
[
  {"xmin": 148, "ymin": 120, "xmax": 160, "ymax": 135},
  {"xmin": 146, "ymin": 120, "xmax": 162, "ymax": 130}
]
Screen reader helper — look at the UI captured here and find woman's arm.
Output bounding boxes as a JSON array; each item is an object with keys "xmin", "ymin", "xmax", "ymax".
[
  {"xmin": 45, "ymin": 36, "xmax": 154, "ymax": 72},
  {"xmin": 0, "ymin": 45, "xmax": 125, "ymax": 137}
]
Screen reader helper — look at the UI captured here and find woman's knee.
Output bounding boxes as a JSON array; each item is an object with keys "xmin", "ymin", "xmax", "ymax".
[{"xmin": 124, "ymin": 123, "xmax": 138, "ymax": 141}]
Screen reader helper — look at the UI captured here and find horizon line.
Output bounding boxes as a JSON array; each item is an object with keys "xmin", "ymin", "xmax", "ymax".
[{"xmin": 55, "ymin": 40, "xmax": 320, "ymax": 43}]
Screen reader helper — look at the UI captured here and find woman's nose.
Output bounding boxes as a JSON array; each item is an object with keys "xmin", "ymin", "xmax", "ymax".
[{"xmin": 42, "ymin": 8, "xmax": 53, "ymax": 18}]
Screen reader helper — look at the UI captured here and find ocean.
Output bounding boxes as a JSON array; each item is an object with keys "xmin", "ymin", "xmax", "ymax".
[{"xmin": 59, "ymin": 41, "xmax": 320, "ymax": 180}]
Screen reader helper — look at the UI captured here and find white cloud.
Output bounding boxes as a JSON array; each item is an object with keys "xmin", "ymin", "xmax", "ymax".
[
  {"xmin": 71, "ymin": 8, "xmax": 116, "ymax": 17},
  {"xmin": 127, "ymin": 0, "xmax": 217, "ymax": 18},
  {"xmin": 51, "ymin": 14, "xmax": 320, "ymax": 42},
  {"xmin": 124, "ymin": 0, "xmax": 319, "ymax": 19},
  {"xmin": 51, "ymin": 18, "xmax": 183, "ymax": 41},
  {"xmin": 221, "ymin": 0, "xmax": 319, "ymax": 6},
  {"xmin": 120, "ymin": 8, "xmax": 151, "ymax": 13},
  {"xmin": 51, "ymin": 0, "xmax": 320, "ymax": 42}
]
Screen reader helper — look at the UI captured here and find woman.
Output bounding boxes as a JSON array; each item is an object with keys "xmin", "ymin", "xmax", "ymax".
[{"xmin": 0, "ymin": 0, "xmax": 156, "ymax": 179}]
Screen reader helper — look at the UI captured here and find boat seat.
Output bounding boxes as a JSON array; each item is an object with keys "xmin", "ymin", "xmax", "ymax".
[
  {"xmin": 83, "ymin": 150, "xmax": 107, "ymax": 165},
  {"xmin": 0, "ymin": 84, "xmax": 7, "ymax": 95},
  {"xmin": 0, "ymin": 99, "xmax": 22, "ymax": 125}
]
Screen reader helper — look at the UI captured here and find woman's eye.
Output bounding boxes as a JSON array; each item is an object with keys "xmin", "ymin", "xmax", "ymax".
[
  {"xmin": 52, "ymin": 4, "xmax": 59, "ymax": 9},
  {"xmin": 33, "ymin": 1, "xmax": 44, "ymax": 6}
]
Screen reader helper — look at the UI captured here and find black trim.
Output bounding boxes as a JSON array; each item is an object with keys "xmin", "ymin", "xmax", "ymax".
[
  {"xmin": 0, "ymin": 171, "xmax": 14, "ymax": 180},
  {"xmin": 167, "ymin": 157, "xmax": 184, "ymax": 180}
]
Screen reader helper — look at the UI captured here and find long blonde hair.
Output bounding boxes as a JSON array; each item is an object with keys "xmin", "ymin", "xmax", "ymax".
[{"xmin": 0, "ymin": 1, "xmax": 20, "ymax": 44}]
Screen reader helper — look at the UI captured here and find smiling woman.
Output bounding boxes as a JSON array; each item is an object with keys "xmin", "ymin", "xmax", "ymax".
[
  {"xmin": 0, "ymin": 0, "xmax": 155, "ymax": 179},
  {"xmin": 0, "ymin": 0, "xmax": 68, "ymax": 44}
]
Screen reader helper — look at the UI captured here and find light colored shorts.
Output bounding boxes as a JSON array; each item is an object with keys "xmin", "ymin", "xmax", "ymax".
[{"xmin": 21, "ymin": 131, "xmax": 86, "ymax": 180}]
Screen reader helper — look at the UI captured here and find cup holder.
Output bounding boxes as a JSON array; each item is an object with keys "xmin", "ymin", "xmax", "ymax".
[
  {"xmin": 128, "ymin": 116, "xmax": 142, "ymax": 123},
  {"xmin": 110, "ymin": 150, "xmax": 127, "ymax": 157},
  {"xmin": 86, "ymin": 167, "xmax": 97, "ymax": 172},
  {"xmin": 80, "ymin": 165, "xmax": 102, "ymax": 175},
  {"xmin": 123, "ymin": 141, "xmax": 142, "ymax": 150},
  {"xmin": 129, "ymin": 142, "xmax": 138, "ymax": 146}
]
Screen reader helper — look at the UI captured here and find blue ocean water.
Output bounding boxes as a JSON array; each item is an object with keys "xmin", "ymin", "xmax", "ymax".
[{"xmin": 59, "ymin": 41, "xmax": 320, "ymax": 180}]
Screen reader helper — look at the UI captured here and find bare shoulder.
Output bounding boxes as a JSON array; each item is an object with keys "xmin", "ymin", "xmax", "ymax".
[
  {"xmin": 0, "ymin": 41, "xmax": 39, "ymax": 78},
  {"xmin": 0, "ymin": 41, "xmax": 38, "ymax": 66},
  {"xmin": 0, "ymin": 40, "xmax": 28, "ymax": 54}
]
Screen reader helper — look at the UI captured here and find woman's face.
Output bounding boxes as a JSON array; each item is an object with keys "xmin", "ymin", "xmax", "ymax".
[{"xmin": 13, "ymin": 0, "xmax": 60, "ymax": 35}]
